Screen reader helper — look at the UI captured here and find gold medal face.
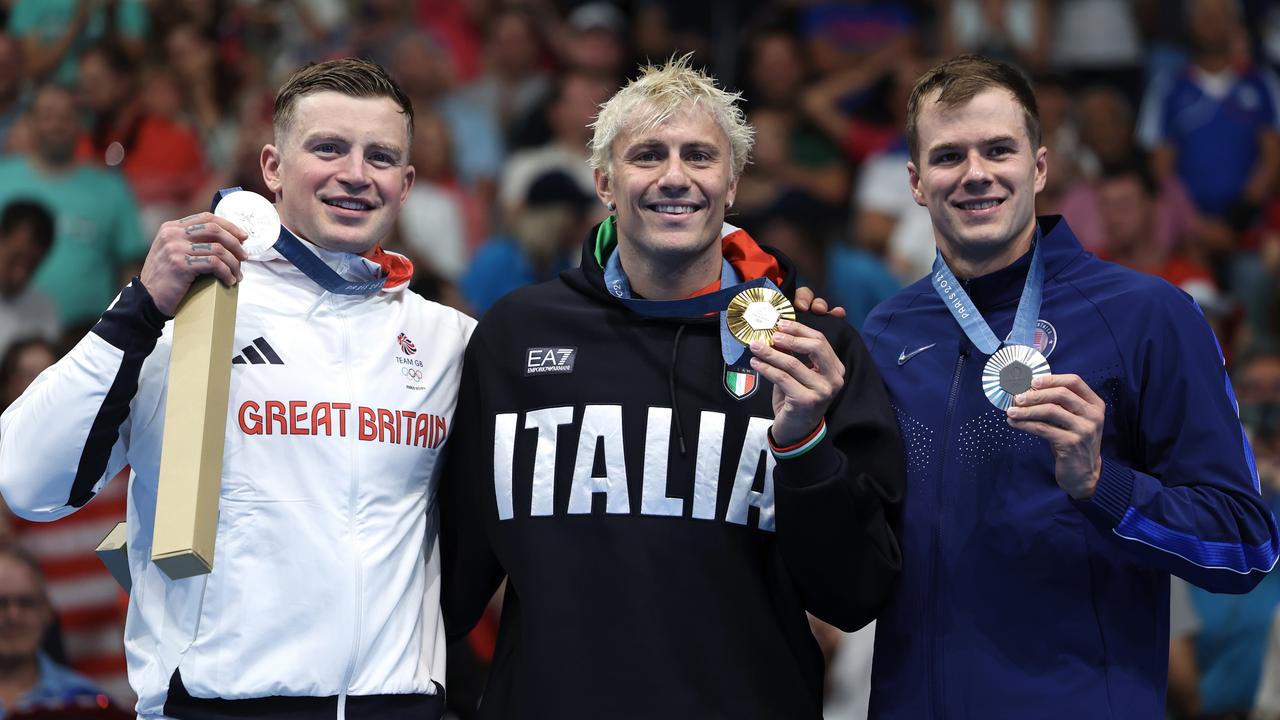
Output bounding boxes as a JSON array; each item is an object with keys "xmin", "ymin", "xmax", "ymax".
[{"xmin": 727, "ymin": 287, "xmax": 795, "ymax": 346}]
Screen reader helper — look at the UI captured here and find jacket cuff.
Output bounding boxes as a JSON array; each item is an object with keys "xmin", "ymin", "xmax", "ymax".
[
  {"xmin": 771, "ymin": 432, "xmax": 843, "ymax": 489},
  {"xmin": 1074, "ymin": 457, "xmax": 1135, "ymax": 528},
  {"xmin": 91, "ymin": 278, "xmax": 169, "ymax": 353}
]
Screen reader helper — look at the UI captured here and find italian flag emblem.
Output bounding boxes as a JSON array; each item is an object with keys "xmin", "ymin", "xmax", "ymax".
[{"xmin": 724, "ymin": 364, "xmax": 759, "ymax": 400}]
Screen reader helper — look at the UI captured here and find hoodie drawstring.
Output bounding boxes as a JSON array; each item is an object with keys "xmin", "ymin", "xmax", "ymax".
[{"xmin": 670, "ymin": 324, "xmax": 687, "ymax": 456}]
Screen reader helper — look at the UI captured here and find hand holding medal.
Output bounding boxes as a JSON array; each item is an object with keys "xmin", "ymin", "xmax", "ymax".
[
  {"xmin": 728, "ymin": 287, "xmax": 845, "ymax": 446},
  {"xmin": 1005, "ymin": 373, "xmax": 1106, "ymax": 499},
  {"xmin": 139, "ymin": 199, "xmax": 253, "ymax": 317},
  {"xmin": 931, "ymin": 229, "xmax": 1104, "ymax": 499}
]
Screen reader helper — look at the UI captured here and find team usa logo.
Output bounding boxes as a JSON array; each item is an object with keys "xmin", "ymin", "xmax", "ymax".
[
  {"xmin": 1032, "ymin": 319, "xmax": 1057, "ymax": 358},
  {"xmin": 724, "ymin": 364, "xmax": 759, "ymax": 400},
  {"xmin": 397, "ymin": 333, "xmax": 417, "ymax": 355},
  {"xmin": 1005, "ymin": 319, "xmax": 1058, "ymax": 359}
]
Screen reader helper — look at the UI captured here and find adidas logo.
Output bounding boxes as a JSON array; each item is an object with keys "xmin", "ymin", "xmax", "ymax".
[{"xmin": 231, "ymin": 337, "xmax": 284, "ymax": 365}]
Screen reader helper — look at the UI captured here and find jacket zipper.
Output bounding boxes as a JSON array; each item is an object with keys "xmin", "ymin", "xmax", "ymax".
[
  {"xmin": 930, "ymin": 342, "xmax": 968, "ymax": 719},
  {"xmin": 336, "ymin": 303, "xmax": 363, "ymax": 719}
]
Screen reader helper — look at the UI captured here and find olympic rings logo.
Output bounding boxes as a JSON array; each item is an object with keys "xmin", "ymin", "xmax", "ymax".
[{"xmin": 402, "ymin": 368, "xmax": 423, "ymax": 382}]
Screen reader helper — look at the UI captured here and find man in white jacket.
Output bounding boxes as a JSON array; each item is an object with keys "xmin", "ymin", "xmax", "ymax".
[{"xmin": 0, "ymin": 58, "xmax": 474, "ymax": 719}]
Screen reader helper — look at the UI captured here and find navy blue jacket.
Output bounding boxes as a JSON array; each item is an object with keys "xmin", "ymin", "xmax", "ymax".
[{"xmin": 862, "ymin": 216, "xmax": 1279, "ymax": 719}]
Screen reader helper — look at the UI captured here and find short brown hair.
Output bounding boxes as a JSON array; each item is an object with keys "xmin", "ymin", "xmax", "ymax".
[
  {"xmin": 906, "ymin": 55, "xmax": 1040, "ymax": 164},
  {"xmin": 273, "ymin": 58, "xmax": 415, "ymax": 144}
]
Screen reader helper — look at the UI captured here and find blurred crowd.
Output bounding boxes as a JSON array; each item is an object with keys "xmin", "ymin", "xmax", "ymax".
[{"xmin": 0, "ymin": 0, "xmax": 1279, "ymax": 718}]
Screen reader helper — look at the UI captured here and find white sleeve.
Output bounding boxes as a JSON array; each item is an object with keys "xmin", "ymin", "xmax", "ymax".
[{"xmin": 0, "ymin": 282, "xmax": 165, "ymax": 520}]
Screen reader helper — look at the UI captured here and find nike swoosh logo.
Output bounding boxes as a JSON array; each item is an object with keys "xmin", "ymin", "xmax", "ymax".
[{"xmin": 897, "ymin": 343, "xmax": 937, "ymax": 365}]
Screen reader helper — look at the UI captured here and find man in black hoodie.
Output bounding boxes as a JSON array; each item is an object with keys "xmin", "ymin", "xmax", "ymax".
[{"xmin": 440, "ymin": 55, "xmax": 905, "ymax": 719}]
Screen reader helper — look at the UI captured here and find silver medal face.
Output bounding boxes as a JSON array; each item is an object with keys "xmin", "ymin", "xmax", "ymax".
[
  {"xmin": 213, "ymin": 190, "xmax": 280, "ymax": 257},
  {"xmin": 982, "ymin": 344, "xmax": 1051, "ymax": 409}
]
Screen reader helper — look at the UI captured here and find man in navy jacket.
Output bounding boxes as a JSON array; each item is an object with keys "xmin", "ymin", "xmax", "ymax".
[{"xmin": 860, "ymin": 55, "xmax": 1280, "ymax": 719}]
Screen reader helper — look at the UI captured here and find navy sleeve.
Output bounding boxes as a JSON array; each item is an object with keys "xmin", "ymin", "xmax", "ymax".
[
  {"xmin": 439, "ymin": 328, "xmax": 507, "ymax": 641},
  {"xmin": 1076, "ymin": 290, "xmax": 1279, "ymax": 593}
]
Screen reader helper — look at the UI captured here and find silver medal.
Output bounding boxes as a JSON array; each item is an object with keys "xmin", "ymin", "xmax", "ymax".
[
  {"xmin": 982, "ymin": 344, "xmax": 1051, "ymax": 410},
  {"xmin": 213, "ymin": 190, "xmax": 280, "ymax": 257}
]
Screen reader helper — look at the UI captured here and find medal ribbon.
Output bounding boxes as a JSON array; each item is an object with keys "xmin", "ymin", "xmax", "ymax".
[
  {"xmin": 930, "ymin": 225, "xmax": 1044, "ymax": 355},
  {"xmin": 603, "ymin": 249, "xmax": 768, "ymax": 365},
  {"xmin": 212, "ymin": 187, "xmax": 387, "ymax": 296}
]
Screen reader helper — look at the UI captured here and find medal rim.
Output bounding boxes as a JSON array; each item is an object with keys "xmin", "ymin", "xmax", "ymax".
[
  {"xmin": 214, "ymin": 190, "xmax": 280, "ymax": 257},
  {"xmin": 726, "ymin": 287, "xmax": 795, "ymax": 346}
]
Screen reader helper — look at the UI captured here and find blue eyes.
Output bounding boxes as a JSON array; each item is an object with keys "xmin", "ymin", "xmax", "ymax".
[{"xmin": 313, "ymin": 144, "xmax": 396, "ymax": 165}]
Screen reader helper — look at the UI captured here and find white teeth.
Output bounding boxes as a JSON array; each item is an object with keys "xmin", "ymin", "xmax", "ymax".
[
  {"xmin": 958, "ymin": 199, "xmax": 1000, "ymax": 210},
  {"xmin": 327, "ymin": 199, "xmax": 370, "ymax": 211},
  {"xmin": 653, "ymin": 204, "xmax": 696, "ymax": 214}
]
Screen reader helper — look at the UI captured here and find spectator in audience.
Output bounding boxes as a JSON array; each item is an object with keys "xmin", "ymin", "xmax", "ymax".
[
  {"xmin": 162, "ymin": 21, "xmax": 244, "ymax": 175},
  {"xmin": 559, "ymin": 2, "xmax": 629, "ymax": 82},
  {"xmin": 0, "ymin": 201, "xmax": 58, "ymax": 361},
  {"xmin": 1049, "ymin": 0, "xmax": 1145, "ymax": 101},
  {"xmin": 939, "ymin": 0, "xmax": 1052, "ymax": 74},
  {"xmin": 1032, "ymin": 73, "xmax": 1086, "ymax": 213},
  {"xmin": 820, "ymin": 54, "xmax": 934, "ymax": 283},
  {"xmin": 5, "ymin": 0, "xmax": 147, "ymax": 86},
  {"xmin": 0, "ymin": 543, "xmax": 115, "ymax": 718},
  {"xmin": 735, "ymin": 29, "xmax": 849, "ymax": 222},
  {"xmin": 0, "ymin": 84, "xmax": 146, "ymax": 332},
  {"xmin": 1059, "ymin": 89, "xmax": 1207, "ymax": 257},
  {"xmin": 462, "ymin": 169, "xmax": 597, "ymax": 315},
  {"xmin": 350, "ymin": 0, "xmax": 414, "ymax": 71},
  {"xmin": 1077, "ymin": 86, "xmax": 1137, "ymax": 177},
  {"xmin": 802, "ymin": 33, "xmax": 919, "ymax": 166},
  {"xmin": 400, "ymin": 110, "xmax": 470, "ymax": 281},
  {"xmin": 415, "ymin": 0, "xmax": 488, "ymax": 85},
  {"xmin": 498, "ymin": 71, "xmax": 612, "ymax": 218},
  {"xmin": 392, "ymin": 31, "xmax": 503, "ymax": 206},
  {"xmin": 1138, "ymin": 0, "xmax": 1280, "ymax": 230},
  {"xmin": 1093, "ymin": 161, "xmax": 1209, "ymax": 287},
  {"xmin": 0, "ymin": 35, "xmax": 28, "ymax": 154},
  {"xmin": 0, "ymin": 338, "xmax": 56, "ymax": 416},
  {"xmin": 75, "ymin": 42, "xmax": 209, "ymax": 226},
  {"xmin": 798, "ymin": 0, "xmax": 919, "ymax": 75},
  {"xmin": 458, "ymin": 6, "xmax": 552, "ymax": 149}
]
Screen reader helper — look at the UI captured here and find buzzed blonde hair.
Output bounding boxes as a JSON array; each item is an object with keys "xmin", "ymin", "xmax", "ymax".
[{"xmin": 588, "ymin": 54, "xmax": 754, "ymax": 179}]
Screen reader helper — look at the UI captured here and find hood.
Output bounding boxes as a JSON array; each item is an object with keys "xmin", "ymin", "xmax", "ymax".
[{"xmin": 562, "ymin": 216, "xmax": 797, "ymax": 313}]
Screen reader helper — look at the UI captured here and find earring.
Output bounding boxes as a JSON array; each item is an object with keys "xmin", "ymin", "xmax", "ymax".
[
  {"xmin": 726, "ymin": 201, "xmax": 733, "ymax": 210},
  {"xmin": 607, "ymin": 202, "xmax": 616, "ymax": 212}
]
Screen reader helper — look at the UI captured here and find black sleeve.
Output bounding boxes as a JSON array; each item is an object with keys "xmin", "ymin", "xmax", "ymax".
[
  {"xmin": 771, "ymin": 317, "xmax": 905, "ymax": 632},
  {"xmin": 440, "ymin": 330, "xmax": 507, "ymax": 642}
]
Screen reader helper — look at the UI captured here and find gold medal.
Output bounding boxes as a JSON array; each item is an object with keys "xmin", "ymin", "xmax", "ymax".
[{"xmin": 727, "ymin": 287, "xmax": 795, "ymax": 346}]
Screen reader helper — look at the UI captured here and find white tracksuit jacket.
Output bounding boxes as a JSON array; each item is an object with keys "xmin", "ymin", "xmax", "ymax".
[{"xmin": 0, "ymin": 241, "xmax": 474, "ymax": 718}]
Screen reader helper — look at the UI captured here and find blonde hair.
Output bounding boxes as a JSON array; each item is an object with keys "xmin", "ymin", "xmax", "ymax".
[{"xmin": 588, "ymin": 54, "xmax": 754, "ymax": 179}]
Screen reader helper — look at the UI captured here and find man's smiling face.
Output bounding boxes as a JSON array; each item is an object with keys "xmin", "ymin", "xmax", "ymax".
[
  {"xmin": 263, "ymin": 91, "xmax": 415, "ymax": 255},
  {"xmin": 595, "ymin": 104, "xmax": 737, "ymax": 266},
  {"xmin": 908, "ymin": 87, "xmax": 1046, "ymax": 274}
]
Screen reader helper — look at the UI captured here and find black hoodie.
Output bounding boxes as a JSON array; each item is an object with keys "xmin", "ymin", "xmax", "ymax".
[{"xmin": 440, "ymin": 219, "xmax": 905, "ymax": 719}]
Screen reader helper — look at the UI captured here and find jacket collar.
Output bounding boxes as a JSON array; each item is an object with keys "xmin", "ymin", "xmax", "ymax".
[
  {"xmin": 959, "ymin": 215, "xmax": 1084, "ymax": 310},
  {"xmin": 575, "ymin": 216, "xmax": 795, "ymax": 303}
]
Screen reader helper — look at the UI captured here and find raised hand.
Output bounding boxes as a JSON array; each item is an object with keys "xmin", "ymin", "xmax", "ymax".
[
  {"xmin": 139, "ymin": 213, "xmax": 249, "ymax": 316},
  {"xmin": 749, "ymin": 320, "xmax": 846, "ymax": 446}
]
